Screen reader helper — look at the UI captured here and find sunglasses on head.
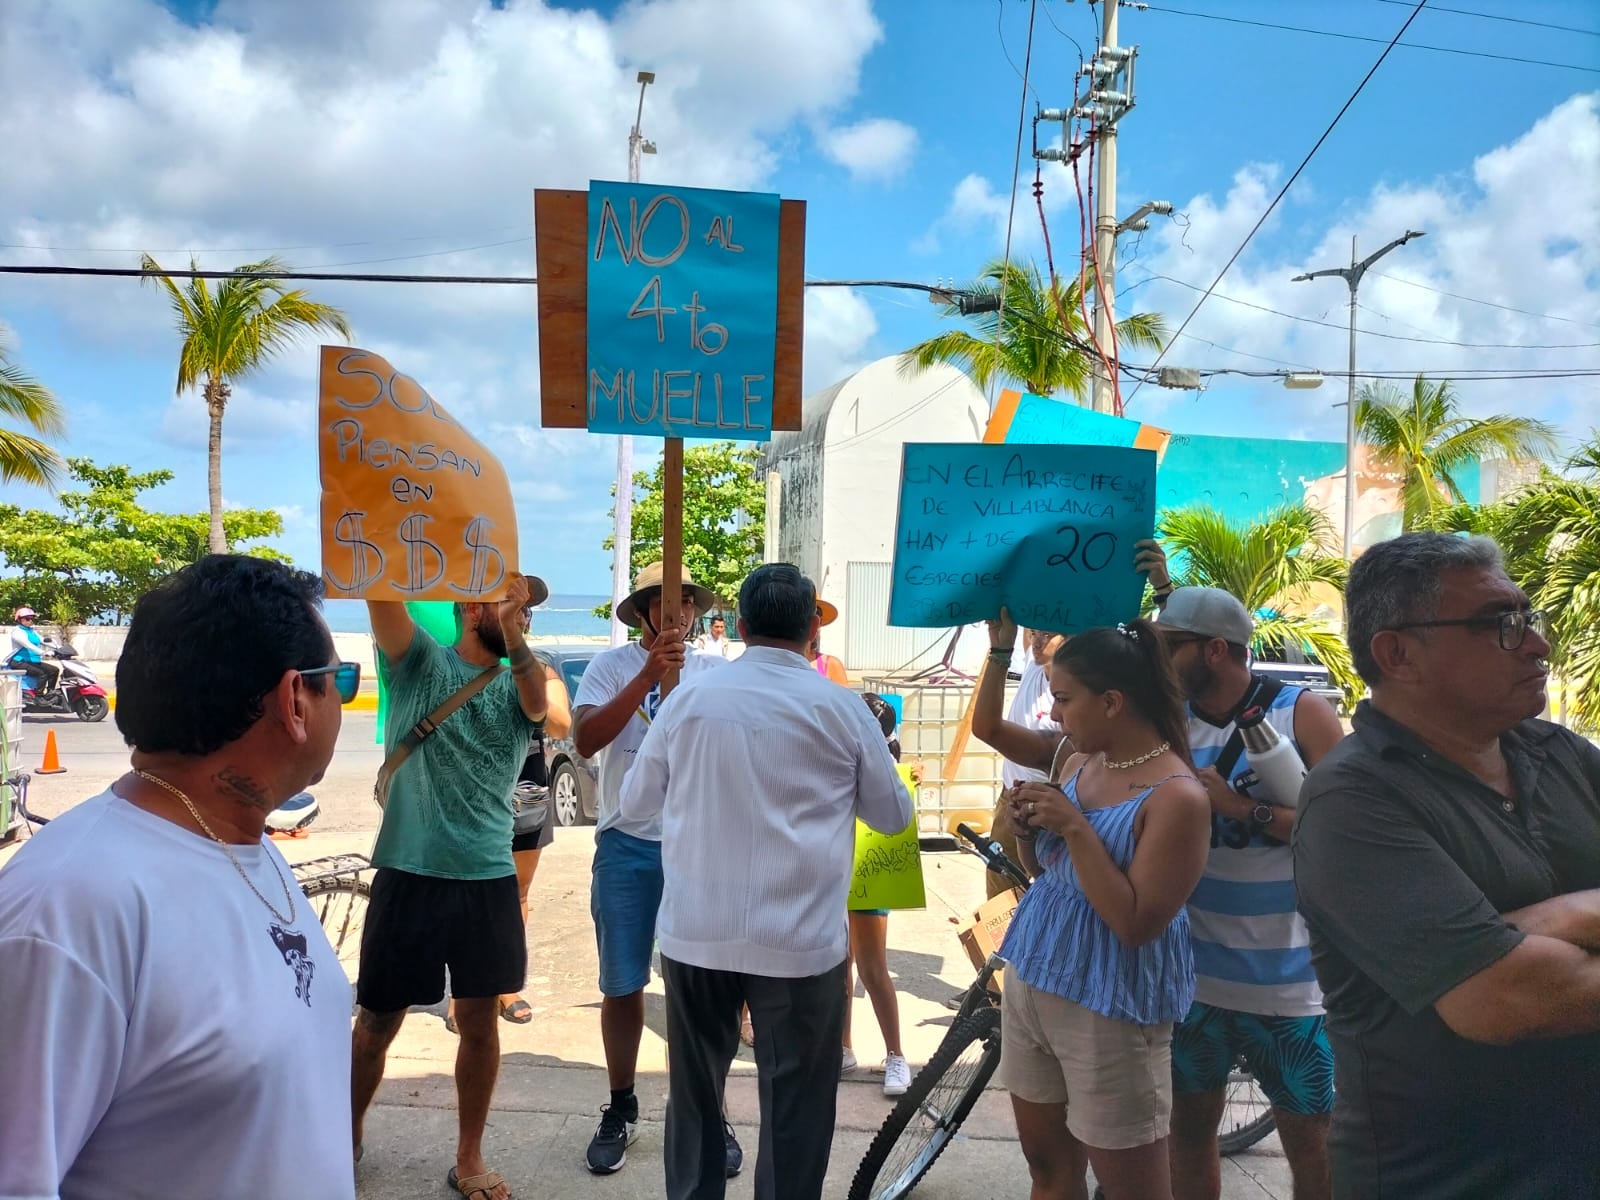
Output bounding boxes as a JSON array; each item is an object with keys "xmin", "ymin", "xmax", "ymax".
[{"xmin": 299, "ymin": 661, "xmax": 362, "ymax": 704}]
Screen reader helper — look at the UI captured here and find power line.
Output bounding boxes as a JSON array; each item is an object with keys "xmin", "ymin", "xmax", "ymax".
[
  {"xmin": 1140, "ymin": 4, "xmax": 1600, "ymax": 74},
  {"xmin": 1147, "ymin": 273, "xmax": 1600, "ymax": 349},
  {"xmin": 1373, "ymin": 0, "xmax": 1600, "ymax": 37},
  {"xmin": 0, "ymin": 225, "xmax": 533, "ymax": 257},
  {"xmin": 1368, "ymin": 270, "xmax": 1600, "ymax": 329},
  {"xmin": 990, "ymin": 0, "xmax": 1040, "ymax": 410},
  {"xmin": 1125, "ymin": 0, "xmax": 1432, "ymax": 407}
]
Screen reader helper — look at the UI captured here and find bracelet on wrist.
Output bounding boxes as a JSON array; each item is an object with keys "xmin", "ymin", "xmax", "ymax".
[{"xmin": 988, "ymin": 646, "xmax": 1014, "ymax": 658}]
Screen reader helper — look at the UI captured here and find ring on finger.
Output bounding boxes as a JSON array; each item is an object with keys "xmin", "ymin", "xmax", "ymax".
[{"xmin": 1028, "ymin": 800, "xmax": 1037, "ymax": 815}]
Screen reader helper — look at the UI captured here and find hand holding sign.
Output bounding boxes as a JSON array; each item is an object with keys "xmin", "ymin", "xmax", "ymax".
[
  {"xmin": 889, "ymin": 443, "xmax": 1157, "ymax": 635},
  {"xmin": 318, "ymin": 346, "xmax": 518, "ymax": 601}
]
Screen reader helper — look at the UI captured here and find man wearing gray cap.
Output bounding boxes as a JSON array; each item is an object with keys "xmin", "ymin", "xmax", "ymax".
[{"xmin": 1139, "ymin": 549, "xmax": 1346, "ymax": 1200}]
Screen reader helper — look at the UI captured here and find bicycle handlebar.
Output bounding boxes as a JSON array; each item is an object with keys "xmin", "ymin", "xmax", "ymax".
[{"xmin": 955, "ymin": 823, "xmax": 1031, "ymax": 891}]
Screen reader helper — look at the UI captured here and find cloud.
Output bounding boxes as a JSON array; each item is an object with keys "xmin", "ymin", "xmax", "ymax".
[
  {"xmin": 906, "ymin": 94, "xmax": 1600, "ymax": 438},
  {"xmin": 803, "ymin": 287, "xmax": 880, "ymax": 392},
  {"xmin": 817, "ymin": 117, "xmax": 919, "ymax": 181}
]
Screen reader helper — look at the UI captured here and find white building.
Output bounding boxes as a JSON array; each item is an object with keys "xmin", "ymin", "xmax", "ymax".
[{"xmin": 763, "ymin": 356, "xmax": 989, "ymax": 673}]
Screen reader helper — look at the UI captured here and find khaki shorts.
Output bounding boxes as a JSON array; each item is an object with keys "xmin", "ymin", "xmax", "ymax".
[{"xmin": 999, "ymin": 965, "xmax": 1174, "ymax": 1150}]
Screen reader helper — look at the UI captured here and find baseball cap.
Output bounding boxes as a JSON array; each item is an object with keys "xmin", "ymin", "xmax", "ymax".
[{"xmin": 1156, "ymin": 587, "xmax": 1254, "ymax": 646}]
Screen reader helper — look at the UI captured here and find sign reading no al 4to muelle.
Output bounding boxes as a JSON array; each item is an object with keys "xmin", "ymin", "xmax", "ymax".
[
  {"xmin": 585, "ymin": 181, "xmax": 781, "ymax": 441},
  {"xmin": 888, "ymin": 443, "xmax": 1157, "ymax": 635}
]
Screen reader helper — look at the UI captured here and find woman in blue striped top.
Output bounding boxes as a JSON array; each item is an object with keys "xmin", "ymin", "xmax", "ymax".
[{"xmin": 977, "ymin": 611, "xmax": 1209, "ymax": 1200}]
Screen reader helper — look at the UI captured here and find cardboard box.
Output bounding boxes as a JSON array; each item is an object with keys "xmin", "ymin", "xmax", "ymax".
[{"xmin": 956, "ymin": 886, "xmax": 1025, "ymax": 976}]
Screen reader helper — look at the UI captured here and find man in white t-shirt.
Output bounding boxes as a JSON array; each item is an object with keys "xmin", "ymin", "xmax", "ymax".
[
  {"xmin": 0, "ymin": 555, "xmax": 357, "ymax": 1200},
  {"xmin": 570, "ymin": 561, "xmax": 737, "ymax": 1177}
]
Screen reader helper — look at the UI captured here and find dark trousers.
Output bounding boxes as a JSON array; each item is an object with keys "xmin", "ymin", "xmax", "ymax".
[{"xmin": 661, "ymin": 954, "xmax": 849, "ymax": 1200}]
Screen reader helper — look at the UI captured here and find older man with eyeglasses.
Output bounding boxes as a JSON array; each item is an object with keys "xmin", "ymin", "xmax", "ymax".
[{"xmin": 1293, "ymin": 532, "xmax": 1600, "ymax": 1200}]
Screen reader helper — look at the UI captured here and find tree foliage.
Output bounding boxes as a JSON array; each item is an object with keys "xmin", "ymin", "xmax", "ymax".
[
  {"xmin": 0, "ymin": 458, "xmax": 284, "ymax": 627},
  {"xmin": 1155, "ymin": 502, "xmax": 1361, "ymax": 704},
  {"xmin": 899, "ymin": 257, "xmax": 1167, "ymax": 400},
  {"xmin": 0, "ymin": 327, "xmax": 67, "ymax": 489},
  {"xmin": 1356, "ymin": 374, "xmax": 1558, "ymax": 531},
  {"xmin": 596, "ymin": 442, "xmax": 766, "ymax": 620}
]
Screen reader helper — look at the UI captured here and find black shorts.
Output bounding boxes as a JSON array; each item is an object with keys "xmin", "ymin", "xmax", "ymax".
[
  {"xmin": 356, "ymin": 868, "xmax": 526, "ymax": 1012},
  {"xmin": 511, "ymin": 820, "xmax": 554, "ymax": 854}
]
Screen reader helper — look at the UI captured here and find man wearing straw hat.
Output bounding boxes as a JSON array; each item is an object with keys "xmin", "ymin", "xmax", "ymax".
[{"xmin": 569, "ymin": 561, "xmax": 741, "ymax": 1177}]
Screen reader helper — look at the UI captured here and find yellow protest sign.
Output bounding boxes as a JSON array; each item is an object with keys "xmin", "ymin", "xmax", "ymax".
[
  {"xmin": 318, "ymin": 346, "xmax": 518, "ymax": 602},
  {"xmin": 848, "ymin": 765, "xmax": 926, "ymax": 912}
]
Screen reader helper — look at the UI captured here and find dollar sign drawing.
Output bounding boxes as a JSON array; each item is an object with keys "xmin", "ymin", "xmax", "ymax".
[
  {"xmin": 328, "ymin": 511, "xmax": 384, "ymax": 593},
  {"xmin": 450, "ymin": 517, "xmax": 507, "ymax": 598},
  {"xmin": 393, "ymin": 513, "xmax": 447, "ymax": 594}
]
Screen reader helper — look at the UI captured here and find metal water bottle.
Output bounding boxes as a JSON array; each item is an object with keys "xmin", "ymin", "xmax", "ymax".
[{"xmin": 1236, "ymin": 706, "xmax": 1308, "ymax": 809}]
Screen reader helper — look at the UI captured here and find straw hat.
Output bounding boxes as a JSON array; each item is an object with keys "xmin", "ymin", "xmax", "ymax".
[
  {"xmin": 616, "ymin": 561, "xmax": 719, "ymax": 628},
  {"xmin": 815, "ymin": 599, "xmax": 839, "ymax": 626}
]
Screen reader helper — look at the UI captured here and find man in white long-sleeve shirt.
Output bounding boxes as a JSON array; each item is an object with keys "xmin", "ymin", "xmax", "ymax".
[{"xmin": 620, "ymin": 562, "xmax": 912, "ymax": 1200}]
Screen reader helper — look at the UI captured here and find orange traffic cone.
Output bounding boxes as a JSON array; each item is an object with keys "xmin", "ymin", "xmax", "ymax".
[{"xmin": 35, "ymin": 729, "xmax": 66, "ymax": 775}]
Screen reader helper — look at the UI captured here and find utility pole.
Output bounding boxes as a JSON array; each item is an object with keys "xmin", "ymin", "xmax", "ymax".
[
  {"xmin": 610, "ymin": 70, "xmax": 656, "ymax": 646},
  {"xmin": 1292, "ymin": 228, "xmax": 1424, "ymax": 557}
]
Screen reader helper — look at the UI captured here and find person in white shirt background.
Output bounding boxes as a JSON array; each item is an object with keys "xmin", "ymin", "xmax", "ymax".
[
  {"xmin": 0, "ymin": 555, "xmax": 358, "ymax": 1200},
  {"xmin": 697, "ymin": 613, "xmax": 732, "ymax": 658},
  {"xmin": 620, "ymin": 562, "xmax": 913, "ymax": 1200},
  {"xmin": 568, "ymin": 561, "xmax": 743, "ymax": 1179}
]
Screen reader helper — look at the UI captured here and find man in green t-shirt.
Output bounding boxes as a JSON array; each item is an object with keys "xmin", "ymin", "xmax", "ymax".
[{"xmin": 350, "ymin": 574, "xmax": 549, "ymax": 1200}]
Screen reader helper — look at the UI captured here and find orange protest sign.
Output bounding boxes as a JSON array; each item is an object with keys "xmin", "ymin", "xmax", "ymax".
[{"xmin": 318, "ymin": 346, "xmax": 518, "ymax": 602}]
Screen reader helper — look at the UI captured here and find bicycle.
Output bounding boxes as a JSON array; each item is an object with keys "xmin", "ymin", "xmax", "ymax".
[
  {"xmin": 848, "ymin": 824, "xmax": 1275, "ymax": 1200},
  {"xmin": 7, "ymin": 772, "xmax": 372, "ymax": 1000}
]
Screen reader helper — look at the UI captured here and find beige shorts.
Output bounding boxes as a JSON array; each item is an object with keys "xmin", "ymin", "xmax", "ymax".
[{"xmin": 999, "ymin": 965, "xmax": 1174, "ymax": 1150}]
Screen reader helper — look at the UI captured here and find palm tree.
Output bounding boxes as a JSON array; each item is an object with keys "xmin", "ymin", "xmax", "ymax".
[
  {"xmin": 1156, "ymin": 503, "xmax": 1361, "ymax": 703},
  {"xmin": 900, "ymin": 258, "xmax": 1166, "ymax": 400},
  {"xmin": 142, "ymin": 255, "xmax": 351, "ymax": 552},
  {"xmin": 1356, "ymin": 374, "xmax": 1558, "ymax": 532},
  {"xmin": 0, "ymin": 328, "xmax": 67, "ymax": 488}
]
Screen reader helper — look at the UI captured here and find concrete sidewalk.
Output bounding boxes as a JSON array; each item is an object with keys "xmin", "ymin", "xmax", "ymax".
[{"xmin": 279, "ymin": 832, "xmax": 1293, "ymax": 1199}]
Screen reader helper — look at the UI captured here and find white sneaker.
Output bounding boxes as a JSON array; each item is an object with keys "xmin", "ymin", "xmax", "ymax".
[
  {"xmin": 840, "ymin": 1048, "xmax": 859, "ymax": 1076},
  {"xmin": 883, "ymin": 1053, "xmax": 912, "ymax": 1097}
]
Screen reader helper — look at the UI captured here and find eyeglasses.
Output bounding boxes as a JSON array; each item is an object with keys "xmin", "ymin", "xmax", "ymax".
[
  {"xmin": 1386, "ymin": 609, "xmax": 1549, "ymax": 652},
  {"xmin": 300, "ymin": 661, "xmax": 362, "ymax": 704}
]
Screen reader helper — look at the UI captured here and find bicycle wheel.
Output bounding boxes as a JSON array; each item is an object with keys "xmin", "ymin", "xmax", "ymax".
[
  {"xmin": 301, "ymin": 876, "xmax": 370, "ymax": 1006},
  {"xmin": 848, "ymin": 1006, "xmax": 1003, "ymax": 1200},
  {"xmin": 1217, "ymin": 1064, "xmax": 1276, "ymax": 1155}
]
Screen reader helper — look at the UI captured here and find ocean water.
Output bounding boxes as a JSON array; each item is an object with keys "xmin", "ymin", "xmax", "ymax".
[{"xmin": 322, "ymin": 594, "xmax": 611, "ymax": 639}]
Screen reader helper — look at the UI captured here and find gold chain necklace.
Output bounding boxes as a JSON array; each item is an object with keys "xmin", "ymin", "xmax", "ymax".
[
  {"xmin": 1103, "ymin": 742, "xmax": 1171, "ymax": 770},
  {"xmin": 132, "ymin": 770, "xmax": 297, "ymax": 925}
]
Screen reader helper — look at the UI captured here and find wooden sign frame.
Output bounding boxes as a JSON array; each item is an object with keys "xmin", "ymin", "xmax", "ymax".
[{"xmin": 534, "ymin": 187, "xmax": 806, "ymax": 433}]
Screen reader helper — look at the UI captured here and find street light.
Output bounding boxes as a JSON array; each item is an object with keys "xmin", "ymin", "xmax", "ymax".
[
  {"xmin": 1291, "ymin": 229, "xmax": 1425, "ymax": 556},
  {"xmin": 611, "ymin": 70, "xmax": 657, "ymax": 646}
]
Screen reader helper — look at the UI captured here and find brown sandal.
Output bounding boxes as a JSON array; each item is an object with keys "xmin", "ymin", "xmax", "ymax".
[{"xmin": 446, "ymin": 1166, "xmax": 510, "ymax": 1199}]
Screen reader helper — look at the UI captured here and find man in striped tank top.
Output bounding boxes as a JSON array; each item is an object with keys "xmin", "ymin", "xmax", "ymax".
[{"xmin": 1143, "ymin": 571, "xmax": 1346, "ymax": 1200}]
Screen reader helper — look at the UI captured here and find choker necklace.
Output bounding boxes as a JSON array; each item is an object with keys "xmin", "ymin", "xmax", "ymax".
[
  {"xmin": 132, "ymin": 770, "xmax": 296, "ymax": 925},
  {"xmin": 1103, "ymin": 743, "xmax": 1170, "ymax": 770}
]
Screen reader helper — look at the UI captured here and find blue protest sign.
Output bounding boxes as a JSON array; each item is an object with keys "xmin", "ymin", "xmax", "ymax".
[
  {"xmin": 888, "ymin": 443, "xmax": 1157, "ymax": 635},
  {"xmin": 585, "ymin": 181, "xmax": 781, "ymax": 441}
]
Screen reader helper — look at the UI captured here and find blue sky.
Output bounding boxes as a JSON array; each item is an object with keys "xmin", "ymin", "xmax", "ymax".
[{"xmin": 1, "ymin": 0, "xmax": 1596, "ymax": 596}]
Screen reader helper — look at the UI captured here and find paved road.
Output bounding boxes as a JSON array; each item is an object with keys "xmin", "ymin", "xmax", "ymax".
[{"xmin": 15, "ymin": 708, "xmax": 386, "ymax": 830}]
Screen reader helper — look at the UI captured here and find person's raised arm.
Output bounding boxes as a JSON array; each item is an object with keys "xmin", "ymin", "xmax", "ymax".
[
  {"xmin": 1295, "ymin": 773, "xmax": 1600, "ymax": 1046},
  {"xmin": 972, "ymin": 607, "xmax": 1060, "ymax": 774},
  {"xmin": 1134, "ymin": 538, "xmax": 1176, "ymax": 610},
  {"xmin": 1017, "ymin": 774, "xmax": 1210, "ymax": 945},
  {"xmin": 499, "ymin": 575, "xmax": 549, "ymax": 724},
  {"xmin": 571, "ymin": 623, "xmax": 686, "ymax": 758},
  {"xmin": 542, "ymin": 665, "xmax": 572, "ymax": 740},
  {"xmin": 366, "ymin": 600, "xmax": 416, "ymax": 664}
]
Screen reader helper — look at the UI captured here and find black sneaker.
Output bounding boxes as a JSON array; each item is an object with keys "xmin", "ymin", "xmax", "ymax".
[
  {"xmin": 724, "ymin": 1121, "xmax": 743, "ymax": 1179},
  {"xmin": 586, "ymin": 1101, "xmax": 637, "ymax": 1174}
]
